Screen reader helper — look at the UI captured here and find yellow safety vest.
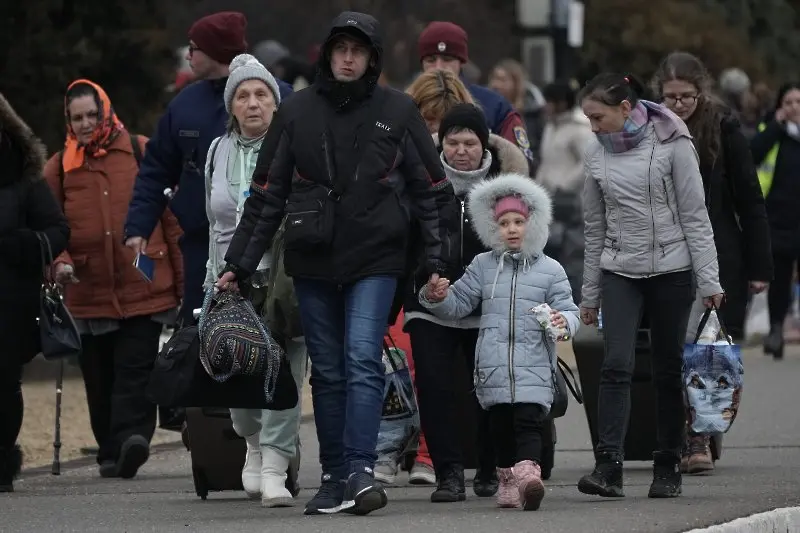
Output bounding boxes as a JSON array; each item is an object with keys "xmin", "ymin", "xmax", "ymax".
[{"xmin": 755, "ymin": 122, "xmax": 780, "ymax": 197}]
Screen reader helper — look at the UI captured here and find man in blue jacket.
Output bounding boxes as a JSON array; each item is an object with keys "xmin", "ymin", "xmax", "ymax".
[
  {"xmin": 124, "ymin": 11, "xmax": 293, "ymax": 325},
  {"xmin": 417, "ymin": 21, "xmax": 536, "ymax": 169}
]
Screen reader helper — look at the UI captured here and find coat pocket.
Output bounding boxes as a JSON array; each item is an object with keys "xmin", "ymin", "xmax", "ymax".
[
  {"xmin": 474, "ymin": 318, "xmax": 499, "ymax": 389},
  {"xmin": 283, "ymin": 197, "xmax": 335, "ymax": 253}
]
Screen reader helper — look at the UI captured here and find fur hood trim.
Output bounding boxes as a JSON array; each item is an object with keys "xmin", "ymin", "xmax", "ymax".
[
  {"xmin": 487, "ymin": 134, "xmax": 529, "ymax": 174},
  {"xmin": 0, "ymin": 93, "xmax": 47, "ymax": 182},
  {"xmin": 467, "ymin": 172, "xmax": 553, "ymax": 256}
]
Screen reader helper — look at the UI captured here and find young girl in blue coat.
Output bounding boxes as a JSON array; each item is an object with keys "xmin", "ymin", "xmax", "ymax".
[{"xmin": 420, "ymin": 173, "xmax": 580, "ymax": 511}]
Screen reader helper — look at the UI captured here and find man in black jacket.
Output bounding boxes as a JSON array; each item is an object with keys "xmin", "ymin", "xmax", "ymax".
[{"xmin": 218, "ymin": 11, "xmax": 454, "ymax": 516}]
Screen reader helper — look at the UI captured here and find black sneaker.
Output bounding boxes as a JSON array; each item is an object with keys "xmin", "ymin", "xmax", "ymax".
[
  {"xmin": 116, "ymin": 435, "xmax": 150, "ymax": 479},
  {"xmin": 99, "ymin": 460, "xmax": 118, "ymax": 478},
  {"xmin": 304, "ymin": 474, "xmax": 345, "ymax": 515},
  {"xmin": 648, "ymin": 452, "xmax": 682, "ymax": 498},
  {"xmin": 577, "ymin": 453, "xmax": 625, "ymax": 498},
  {"xmin": 473, "ymin": 467, "xmax": 498, "ymax": 497},
  {"xmin": 340, "ymin": 471, "xmax": 388, "ymax": 515},
  {"xmin": 0, "ymin": 445, "xmax": 22, "ymax": 493},
  {"xmin": 431, "ymin": 464, "xmax": 466, "ymax": 502}
]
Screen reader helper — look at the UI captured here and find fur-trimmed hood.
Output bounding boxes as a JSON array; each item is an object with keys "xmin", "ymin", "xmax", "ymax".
[
  {"xmin": 467, "ymin": 172, "xmax": 553, "ymax": 257},
  {"xmin": 0, "ymin": 93, "xmax": 47, "ymax": 184}
]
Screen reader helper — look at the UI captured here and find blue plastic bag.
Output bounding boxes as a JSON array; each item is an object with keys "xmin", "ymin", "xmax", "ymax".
[
  {"xmin": 683, "ymin": 309, "xmax": 744, "ymax": 434},
  {"xmin": 375, "ymin": 342, "xmax": 419, "ymax": 463}
]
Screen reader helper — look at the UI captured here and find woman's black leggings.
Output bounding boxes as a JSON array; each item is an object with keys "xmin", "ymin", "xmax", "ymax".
[{"xmin": 0, "ymin": 363, "xmax": 24, "ymax": 449}]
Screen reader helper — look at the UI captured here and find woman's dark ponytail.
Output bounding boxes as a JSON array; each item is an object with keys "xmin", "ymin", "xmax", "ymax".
[
  {"xmin": 623, "ymin": 74, "xmax": 646, "ymax": 99},
  {"xmin": 579, "ymin": 72, "xmax": 646, "ymax": 107}
]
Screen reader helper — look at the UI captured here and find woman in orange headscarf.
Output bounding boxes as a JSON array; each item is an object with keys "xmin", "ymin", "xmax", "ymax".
[{"xmin": 43, "ymin": 80, "xmax": 184, "ymax": 480}]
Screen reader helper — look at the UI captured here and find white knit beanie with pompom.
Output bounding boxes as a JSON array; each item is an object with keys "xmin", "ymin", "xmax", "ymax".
[{"xmin": 224, "ymin": 53, "xmax": 281, "ymax": 113}]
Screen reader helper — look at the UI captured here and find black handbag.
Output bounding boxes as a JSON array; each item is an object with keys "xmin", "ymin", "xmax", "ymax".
[
  {"xmin": 543, "ymin": 330, "xmax": 583, "ymax": 419},
  {"xmin": 36, "ymin": 233, "xmax": 81, "ymax": 360},
  {"xmin": 549, "ymin": 357, "xmax": 583, "ymax": 419},
  {"xmin": 146, "ymin": 323, "xmax": 298, "ymax": 410}
]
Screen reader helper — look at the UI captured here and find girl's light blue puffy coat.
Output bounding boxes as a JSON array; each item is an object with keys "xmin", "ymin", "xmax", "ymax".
[{"xmin": 420, "ymin": 173, "xmax": 580, "ymax": 412}]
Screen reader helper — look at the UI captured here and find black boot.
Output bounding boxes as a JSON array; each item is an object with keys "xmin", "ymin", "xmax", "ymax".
[
  {"xmin": 431, "ymin": 464, "xmax": 466, "ymax": 503},
  {"xmin": 648, "ymin": 451, "xmax": 682, "ymax": 498},
  {"xmin": 473, "ymin": 467, "xmax": 499, "ymax": 497},
  {"xmin": 577, "ymin": 453, "xmax": 624, "ymax": 498},
  {"xmin": 763, "ymin": 324, "xmax": 784, "ymax": 360},
  {"xmin": 0, "ymin": 445, "xmax": 23, "ymax": 493}
]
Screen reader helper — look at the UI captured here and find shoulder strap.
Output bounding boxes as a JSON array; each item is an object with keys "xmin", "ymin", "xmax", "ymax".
[
  {"xmin": 57, "ymin": 151, "xmax": 65, "ymax": 204},
  {"xmin": 208, "ymin": 137, "xmax": 222, "ymax": 179},
  {"xmin": 129, "ymin": 133, "xmax": 143, "ymax": 167},
  {"xmin": 322, "ymin": 87, "xmax": 388, "ymax": 196}
]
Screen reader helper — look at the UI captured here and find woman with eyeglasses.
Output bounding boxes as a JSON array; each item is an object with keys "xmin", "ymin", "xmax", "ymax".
[{"xmin": 652, "ymin": 52, "xmax": 772, "ymax": 475}]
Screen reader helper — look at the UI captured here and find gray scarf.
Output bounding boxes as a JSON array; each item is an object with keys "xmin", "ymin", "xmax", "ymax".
[{"xmin": 441, "ymin": 149, "xmax": 493, "ymax": 196}]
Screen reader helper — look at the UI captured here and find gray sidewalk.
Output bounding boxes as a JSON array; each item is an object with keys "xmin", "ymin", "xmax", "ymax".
[{"xmin": 2, "ymin": 348, "xmax": 799, "ymax": 533}]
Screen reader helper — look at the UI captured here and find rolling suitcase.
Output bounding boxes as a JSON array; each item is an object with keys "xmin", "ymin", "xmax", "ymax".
[
  {"xmin": 573, "ymin": 321, "xmax": 722, "ymax": 462},
  {"xmin": 183, "ymin": 407, "xmax": 300, "ymax": 500}
]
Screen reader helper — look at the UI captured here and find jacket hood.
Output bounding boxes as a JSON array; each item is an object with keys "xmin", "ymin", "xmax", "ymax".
[
  {"xmin": 433, "ymin": 133, "xmax": 529, "ymax": 175},
  {"xmin": 488, "ymin": 134, "xmax": 529, "ymax": 174},
  {"xmin": 642, "ymin": 100, "xmax": 692, "ymax": 143},
  {"xmin": 467, "ymin": 172, "xmax": 553, "ymax": 256},
  {"xmin": 319, "ymin": 12, "xmax": 383, "ymax": 79},
  {"xmin": 552, "ymin": 106, "xmax": 590, "ymax": 126},
  {"xmin": 0, "ymin": 92, "xmax": 46, "ymax": 184}
]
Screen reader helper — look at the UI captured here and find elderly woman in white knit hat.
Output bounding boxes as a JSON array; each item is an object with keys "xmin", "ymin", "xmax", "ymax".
[{"xmin": 204, "ymin": 53, "xmax": 308, "ymax": 507}]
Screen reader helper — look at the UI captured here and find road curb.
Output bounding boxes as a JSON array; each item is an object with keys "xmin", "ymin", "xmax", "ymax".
[{"xmin": 684, "ymin": 507, "xmax": 800, "ymax": 532}]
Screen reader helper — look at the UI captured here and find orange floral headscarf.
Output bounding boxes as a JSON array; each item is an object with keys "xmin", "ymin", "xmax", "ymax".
[{"xmin": 62, "ymin": 79, "xmax": 125, "ymax": 173}]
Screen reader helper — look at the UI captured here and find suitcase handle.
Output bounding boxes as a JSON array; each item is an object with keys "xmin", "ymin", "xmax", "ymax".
[{"xmin": 201, "ymin": 406, "xmax": 234, "ymax": 418}]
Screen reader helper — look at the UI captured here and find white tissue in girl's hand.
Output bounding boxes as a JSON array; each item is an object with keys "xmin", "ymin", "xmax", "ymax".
[{"xmin": 530, "ymin": 303, "xmax": 569, "ymax": 342}]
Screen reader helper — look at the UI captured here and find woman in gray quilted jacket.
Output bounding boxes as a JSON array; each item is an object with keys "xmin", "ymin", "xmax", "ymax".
[
  {"xmin": 420, "ymin": 173, "xmax": 580, "ymax": 511},
  {"xmin": 576, "ymin": 73, "xmax": 724, "ymax": 500}
]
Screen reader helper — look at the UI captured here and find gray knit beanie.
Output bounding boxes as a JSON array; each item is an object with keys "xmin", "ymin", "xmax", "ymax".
[{"xmin": 224, "ymin": 54, "xmax": 281, "ymax": 113}]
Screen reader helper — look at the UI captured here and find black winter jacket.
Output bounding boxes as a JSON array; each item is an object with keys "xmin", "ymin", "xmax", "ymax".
[
  {"xmin": 703, "ymin": 115, "xmax": 772, "ymax": 338},
  {"xmin": 402, "ymin": 134, "xmax": 530, "ymax": 322},
  {"xmin": 751, "ymin": 118, "xmax": 800, "ymax": 256},
  {"xmin": 225, "ymin": 12, "xmax": 454, "ymax": 284},
  {"xmin": 0, "ymin": 93, "xmax": 70, "ymax": 369}
]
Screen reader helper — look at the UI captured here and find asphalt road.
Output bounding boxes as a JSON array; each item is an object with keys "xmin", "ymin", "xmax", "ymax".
[{"xmin": 3, "ymin": 347, "xmax": 799, "ymax": 533}]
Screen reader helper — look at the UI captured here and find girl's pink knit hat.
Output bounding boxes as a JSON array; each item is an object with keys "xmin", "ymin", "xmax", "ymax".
[{"xmin": 494, "ymin": 195, "xmax": 530, "ymax": 220}]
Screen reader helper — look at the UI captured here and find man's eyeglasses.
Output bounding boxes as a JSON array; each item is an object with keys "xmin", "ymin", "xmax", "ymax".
[
  {"xmin": 662, "ymin": 94, "xmax": 699, "ymax": 106},
  {"xmin": 188, "ymin": 44, "xmax": 201, "ymax": 56}
]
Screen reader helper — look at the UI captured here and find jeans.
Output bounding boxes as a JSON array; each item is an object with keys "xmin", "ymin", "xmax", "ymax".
[
  {"xmin": 78, "ymin": 316, "xmax": 162, "ymax": 463},
  {"xmin": 230, "ymin": 337, "xmax": 308, "ymax": 458},
  {"xmin": 597, "ymin": 270, "xmax": 694, "ymax": 461},
  {"xmin": 489, "ymin": 403, "xmax": 546, "ymax": 468},
  {"xmin": 294, "ymin": 275, "xmax": 397, "ymax": 478}
]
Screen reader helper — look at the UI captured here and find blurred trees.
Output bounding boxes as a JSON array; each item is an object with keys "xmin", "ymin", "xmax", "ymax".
[
  {"xmin": 0, "ymin": 0, "xmax": 174, "ymax": 153},
  {"xmin": 164, "ymin": 0, "xmax": 517, "ymax": 88},
  {"xmin": 2, "ymin": 0, "xmax": 800, "ymax": 155},
  {"xmin": 580, "ymin": 0, "xmax": 799, "ymax": 86}
]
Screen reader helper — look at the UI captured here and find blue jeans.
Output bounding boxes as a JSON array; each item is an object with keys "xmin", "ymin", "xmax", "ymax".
[{"xmin": 294, "ymin": 275, "xmax": 397, "ymax": 478}]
